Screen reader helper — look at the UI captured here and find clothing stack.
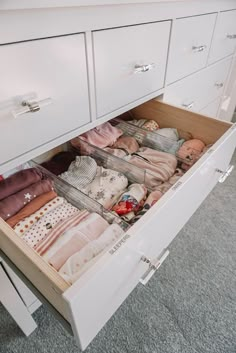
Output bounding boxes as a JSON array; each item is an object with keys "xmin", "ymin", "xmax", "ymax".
[{"xmin": 0, "ymin": 168, "xmax": 124, "ymax": 283}]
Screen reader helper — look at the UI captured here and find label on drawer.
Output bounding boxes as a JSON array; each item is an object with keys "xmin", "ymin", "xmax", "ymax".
[{"xmin": 109, "ymin": 233, "xmax": 131, "ymax": 255}]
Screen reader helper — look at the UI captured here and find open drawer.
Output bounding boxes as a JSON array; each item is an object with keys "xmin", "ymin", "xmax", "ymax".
[{"xmin": 0, "ymin": 100, "xmax": 235, "ymax": 350}]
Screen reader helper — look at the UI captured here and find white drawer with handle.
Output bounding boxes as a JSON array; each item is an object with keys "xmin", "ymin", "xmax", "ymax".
[
  {"xmin": 163, "ymin": 57, "xmax": 232, "ymax": 112},
  {"xmin": 93, "ymin": 21, "xmax": 171, "ymax": 118},
  {"xmin": 209, "ymin": 9, "xmax": 236, "ymax": 64},
  {"xmin": 200, "ymin": 97, "xmax": 221, "ymax": 118},
  {"xmin": 0, "ymin": 100, "xmax": 235, "ymax": 350},
  {"xmin": 166, "ymin": 13, "xmax": 217, "ymax": 84},
  {"xmin": 0, "ymin": 34, "xmax": 90, "ymax": 174}
]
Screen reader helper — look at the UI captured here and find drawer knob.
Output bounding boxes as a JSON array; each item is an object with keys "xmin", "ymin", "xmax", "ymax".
[
  {"xmin": 12, "ymin": 97, "xmax": 52, "ymax": 118},
  {"xmin": 226, "ymin": 34, "xmax": 236, "ymax": 39},
  {"xmin": 139, "ymin": 249, "xmax": 169, "ymax": 285},
  {"xmin": 182, "ymin": 101, "xmax": 194, "ymax": 110},
  {"xmin": 215, "ymin": 82, "xmax": 224, "ymax": 88},
  {"xmin": 134, "ymin": 63, "xmax": 156, "ymax": 74},
  {"xmin": 192, "ymin": 45, "xmax": 207, "ymax": 53},
  {"xmin": 216, "ymin": 164, "xmax": 234, "ymax": 183}
]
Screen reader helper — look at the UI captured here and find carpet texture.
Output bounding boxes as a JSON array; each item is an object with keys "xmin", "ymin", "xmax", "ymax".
[{"xmin": 0, "ymin": 153, "xmax": 236, "ymax": 353}]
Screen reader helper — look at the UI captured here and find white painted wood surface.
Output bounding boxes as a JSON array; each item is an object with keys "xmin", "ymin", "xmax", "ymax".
[
  {"xmin": 93, "ymin": 21, "xmax": 171, "ymax": 117},
  {"xmin": 0, "ymin": 34, "xmax": 90, "ymax": 169},
  {"xmin": 0, "ymin": 263, "xmax": 37, "ymax": 336},
  {"xmin": 209, "ymin": 10, "xmax": 236, "ymax": 64},
  {"xmin": 164, "ymin": 57, "xmax": 232, "ymax": 112},
  {"xmin": 63, "ymin": 121, "xmax": 236, "ymax": 349},
  {"xmin": 166, "ymin": 13, "xmax": 217, "ymax": 84},
  {"xmin": 200, "ymin": 97, "xmax": 221, "ymax": 118}
]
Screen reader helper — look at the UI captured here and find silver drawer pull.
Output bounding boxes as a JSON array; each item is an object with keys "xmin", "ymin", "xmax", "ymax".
[
  {"xmin": 182, "ymin": 101, "xmax": 194, "ymax": 109},
  {"xmin": 134, "ymin": 63, "xmax": 156, "ymax": 74},
  {"xmin": 192, "ymin": 45, "xmax": 207, "ymax": 52},
  {"xmin": 216, "ymin": 165, "xmax": 234, "ymax": 183},
  {"xmin": 226, "ymin": 34, "xmax": 236, "ymax": 39},
  {"xmin": 139, "ymin": 249, "xmax": 169, "ymax": 285},
  {"xmin": 12, "ymin": 97, "xmax": 52, "ymax": 118},
  {"xmin": 215, "ymin": 82, "xmax": 224, "ymax": 88}
]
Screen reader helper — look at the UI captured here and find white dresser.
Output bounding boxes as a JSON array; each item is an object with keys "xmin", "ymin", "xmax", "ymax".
[{"xmin": 0, "ymin": 0, "xmax": 236, "ymax": 350}]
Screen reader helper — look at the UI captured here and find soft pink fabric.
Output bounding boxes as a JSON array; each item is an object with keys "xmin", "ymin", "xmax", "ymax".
[
  {"xmin": 49, "ymin": 213, "xmax": 109, "ymax": 270},
  {"xmin": 103, "ymin": 147, "xmax": 127, "ymax": 158},
  {"xmin": 154, "ymin": 168, "xmax": 184, "ymax": 193},
  {"xmin": 71, "ymin": 122, "xmax": 123, "ymax": 149},
  {"xmin": 126, "ymin": 147, "xmax": 177, "ymax": 188},
  {"xmin": 112, "ymin": 136, "xmax": 139, "ymax": 154},
  {"xmin": 177, "ymin": 139, "xmax": 205, "ymax": 165}
]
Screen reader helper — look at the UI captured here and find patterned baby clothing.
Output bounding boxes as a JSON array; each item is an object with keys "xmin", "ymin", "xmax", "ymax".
[
  {"xmin": 13, "ymin": 195, "xmax": 64, "ymax": 237},
  {"xmin": 131, "ymin": 190, "xmax": 163, "ymax": 224},
  {"xmin": 59, "ymin": 223, "xmax": 124, "ymax": 284},
  {"xmin": 60, "ymin": 156, "xmax": 97, "ymax": 189},
  {"xmin": 112, "ymin": 183, "xmax": 147, "ymax": 220},
  {"xmin": 0, "ymin": 168, "xmax": 43, "ymax": 201},
  {"xmin": 83, "ymin": 167, "xmax": 128, "ymax": 209},
  {"xmin": 0, "ymin": 179, "xmax": 54, "ymax": 221},
  {"xmin": 22, "ymin": 198, "xmax": 79, "ymax": 248}
]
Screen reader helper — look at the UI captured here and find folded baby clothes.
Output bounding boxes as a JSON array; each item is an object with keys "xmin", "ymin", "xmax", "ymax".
[
  {"xmin": 71, "ymin": 122, "xmax": 123, "ymax": 150},
  {"xmin": 13, "ymin": 195, "xmax": 63, "ymax": 237},
  {"xmin": 22, "ymin": 199, "xmax": 79, "ymax": 248},
  {"xmin": 103, "ymin": 147, "xmax": 128, "ymax": 158},
  {"xmin": 142, "ymin": 119, "xmax": 160, "ymax": 131},
  {"xmin": 111, "ymin": 136, "xmax": 139, "ymax": 154},
  {"xmin": 35, "ymin": 209, "xmax": 90, "ymax": 255},
  {"xmin": 127, "ymin": 118, "xmax": 147, "ymax": 128},
  {"xmin": 0, "ymin": 168, "xmax": 43, "ymax": 201},
  {"xmin": 7, "ymin": 190, "xmax": 57, "ymax": 228},
  {"xmin": 47, "ymin": 213, "xmax": 109, "ymax": 270},
  {"xmin": 154, "ymin": 168, "xmax": 184, "ymax": 194},
  {"xmin": 131, "ymin": 190, "xmax": 163, "ymax": 224},
  {"xmin": 112, "ymin": 183, "xmax": 147, "ymax": 217},
  {"xmin": 144, "ymin": 128, "xmax": 185, "ymax": 155},
  {"xmin": 83, "ymin": 167, "xmax": 128, "ymax": 209},
  {"xmin": 60, "ymin": 156, "xmax": 97, "ymax": 190},
  {"xmin": 59, "ymin": 223, "xmax": 124, "ymax": 283},
  {"xmin": 41, "ymin": 151, "xmax": 77, "ymax": 176},
  {"xmin": 0, "ymin": 179, "xmax": 54, "ymax": 221},
  {"xmin": 177, "ymin": 139, "xmax": 205, "ymax": 165},
  {"xmin": 125, "ymin": 147, "xmax": 177, "ymax": 188}
]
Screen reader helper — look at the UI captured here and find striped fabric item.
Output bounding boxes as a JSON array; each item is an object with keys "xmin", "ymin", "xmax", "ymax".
[{"xmin": 34, "ymin": 209, "xmax": 90, "ymax": 255}]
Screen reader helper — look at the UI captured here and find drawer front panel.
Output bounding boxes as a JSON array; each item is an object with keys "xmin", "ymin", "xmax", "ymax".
[
  {"xmin": 0, "ymin": 34, "xmax": 90, "ymax": 169},
  {"xmin": 200, "ymin": 97, "xmax": 221, "ymax": 118},
  {"xmin": 209, "ymin": 10, "xmax": 236, "ymax": 64},
  {"xmin": 93, "ymin": 21, "xmax": 171, "ymax": 118},
  {"xmin": 167, "ymin": 13, "xmax": 217, "ymax": 84},
  {"xmin": 164, "ymin": 57, "xmax": 232, "ymax": 112},
  {"xmin": 63, "ymin": 117, "xmax": 235, "ymax": 349}
]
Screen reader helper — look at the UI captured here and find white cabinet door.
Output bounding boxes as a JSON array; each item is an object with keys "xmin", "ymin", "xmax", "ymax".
[
  {"xmin": 0, "ymin": 34, "xmax": 90, "ymax": 170},
  {"xmin": 209, "ymin": 10, "xmax": 236, "ymax": 64},
  {"xmin": 93, "ymin": 21, "xmax": 171, "ymax": 118},
  {"xmin": 167, "ymin": 13, "xmax": 217, "ymax": 84},
  {"xmin": 200, "ymin": 97, "xmax": 221, "ymax": 118},
  {"xmin": 163, "ymin": 57, "xmax": 232, "ymax": 112}
]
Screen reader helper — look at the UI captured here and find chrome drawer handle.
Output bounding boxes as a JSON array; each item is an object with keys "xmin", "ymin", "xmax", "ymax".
[
  {"xmin": 139, "ymin": 249, "xmax": 169, "ymax": 285},
  {"xmin": 12, "ymin": 97, "xmax": 52, "ymax": 118},
  {"xmin": 192, "ymin": 45, "xmax": 207, "ymax": 53},
  {"xmin": 216, "ymin": 165, "xmax": 234, "ymax": 183},
  {"xmin": 215, "ymin": 82, "xmax": 224, "ymax": 88},
  {"xmin": 182, "ymin": 101, "xmax": 194, "ymax": 109},
  {"xmin": 134, "ymin": 63, "xmax": 156, "ymax": 74},
  {"xmin": 226, "ymin": 34, "xmax": 236, "ymax": 39}
]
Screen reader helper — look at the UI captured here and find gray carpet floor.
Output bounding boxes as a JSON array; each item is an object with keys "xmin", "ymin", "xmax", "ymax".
[{"xmin": 0, "ymin": 153, "xmax": 236, "ymax": 353}]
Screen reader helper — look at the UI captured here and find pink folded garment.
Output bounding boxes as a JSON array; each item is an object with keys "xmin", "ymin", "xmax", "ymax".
[
  {"xmin": 125, "ymin": 147, "xmax": 177, "ymax": 188},
  {"xmin": 48, "ymin": 213, "xmax": 109, "ymax": 270},
  {"xmin": 154, "ymin": 168, "xmax": 184, "ymax": 194},
  {"xmin": 35, "ymin": 209, "xmax": 90, "ymax": 255},
  {"xmin": 131, "ymin": 190, "xmax": 163, "ymax": 224},
  {"xmin": 0, "ymin": 179, "xmax": 54, "ymax": 220},
  {"xmin": 71, "ymin": 122, "xmax": 123, "ymax": 149},
  {"xmin": 0, "ymin": 168, "xmax": 43, "ymax": 201},
  {"xmin": 177, "ymin": 139, "xmax": 205, "ymax": 165},
  {"xmin": 103, "ymin": 147, "xmax": 127, "ymax": 158},
  {"xmin": 59, "ymin": 223, "xmax": 124, "ymax": 283},
  {"xmin": 111, "ymin": 136, "xmax": 139, "ymax": 154}
]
